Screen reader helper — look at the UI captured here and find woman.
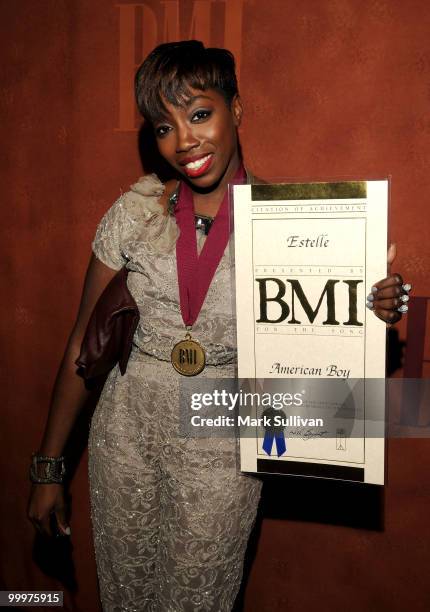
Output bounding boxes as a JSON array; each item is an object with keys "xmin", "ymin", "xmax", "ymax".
[{"xmin": 28, "ymin": 41, "xmax": 406, "ymax": 611}]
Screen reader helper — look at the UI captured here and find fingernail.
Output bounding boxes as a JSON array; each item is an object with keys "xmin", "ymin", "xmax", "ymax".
[
  {"xmin": 367, "ymin": 294, "xmax": 374, "ymax": 301},
  {"xmin": 366, "ymin": 301, "xmax": 374, "ymax": 310},
  {"xmin": 402, "ymin": 283, "xmax": 412, "ymax": 292},
  {"xmin": 371, "ymin": 286, "xmax": 378, "ymax": 294},
  {"xmin": 63, "ymin": 526, "xmax": 71, "ymax": 536},
  {"xmin": 400, "ymin": 294, "xmax": 409, "ymax": 302},
  {"xmin": 397, "ymin": 304, "xmax": 408, "ymax": 313}
]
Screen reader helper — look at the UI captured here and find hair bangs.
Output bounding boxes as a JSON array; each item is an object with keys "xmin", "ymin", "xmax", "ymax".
[{"xmin": 135, "ymin": 41, "xmax": 238, "ymax": 125}]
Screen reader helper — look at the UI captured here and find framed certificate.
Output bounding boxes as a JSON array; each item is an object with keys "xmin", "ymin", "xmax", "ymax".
[{"xmin": 232, "ymin": 180, "xmax": 388, "ymax": 485}]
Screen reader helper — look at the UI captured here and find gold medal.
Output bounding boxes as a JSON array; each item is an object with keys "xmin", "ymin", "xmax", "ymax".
[{"xmin": 171, "ymin": 332, "xmax": 206, "ymax": 376}]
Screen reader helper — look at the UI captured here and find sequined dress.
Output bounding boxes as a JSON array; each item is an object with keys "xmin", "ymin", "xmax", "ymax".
[{"xmin": 88, "ymin": 174, "xmax": 262, "ymax": 612}]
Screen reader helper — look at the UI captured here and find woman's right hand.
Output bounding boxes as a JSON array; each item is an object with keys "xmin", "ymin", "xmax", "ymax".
[
  {"xmin": 27, "ymin": 484, "xmax": 70, "ymax": 538},
  {"xmin": 26, "ymin": 256, "xmax": 117, "ymax": 539}
]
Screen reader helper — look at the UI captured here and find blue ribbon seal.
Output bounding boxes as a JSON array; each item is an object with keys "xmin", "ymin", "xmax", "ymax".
[{"xmin": 261, "ymin": 407, "xmax": 287, "ymax": 457}]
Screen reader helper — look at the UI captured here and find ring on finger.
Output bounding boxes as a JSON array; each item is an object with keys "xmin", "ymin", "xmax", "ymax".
[{"xmin": 397, "ymin": 304, "xmax": 408, "ymax": 313}]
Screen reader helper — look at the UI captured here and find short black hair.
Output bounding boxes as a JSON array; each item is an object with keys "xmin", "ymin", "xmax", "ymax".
[{"xmin": 135, "ymin": 40, "xmax": 238, "ymax": 124}]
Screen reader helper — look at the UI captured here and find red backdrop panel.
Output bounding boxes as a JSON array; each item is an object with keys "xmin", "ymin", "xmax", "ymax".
[{"xmin": 1, "ymin": 1, "xmax": 429, "ymax": 610}]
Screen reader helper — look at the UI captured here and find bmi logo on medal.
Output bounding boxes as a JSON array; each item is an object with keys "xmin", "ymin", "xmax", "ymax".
[{"xmin": 171, "ymin": 333, "xmax": 206, "ymax": 376}]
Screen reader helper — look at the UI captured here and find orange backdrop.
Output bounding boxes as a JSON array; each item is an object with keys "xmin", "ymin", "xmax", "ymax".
[{"xmin": 1, "ymin": 1, "xmax": 430, "ymax": 611}]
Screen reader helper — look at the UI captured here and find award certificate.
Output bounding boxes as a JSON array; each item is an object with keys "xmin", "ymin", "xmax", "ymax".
[{"xmin": 233, "ymin": 181, "xmax": 388, "ymax": 485}]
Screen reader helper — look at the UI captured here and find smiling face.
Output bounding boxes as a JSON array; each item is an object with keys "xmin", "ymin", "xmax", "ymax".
[{"xmin": 153, "ymin": 88, "xmax": 243, "ymax": 190}]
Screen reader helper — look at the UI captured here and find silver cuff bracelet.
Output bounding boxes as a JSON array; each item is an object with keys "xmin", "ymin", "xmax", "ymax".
[{"xmin": 30, "ymin": 453, "xmax": 66, "ymax": 484}]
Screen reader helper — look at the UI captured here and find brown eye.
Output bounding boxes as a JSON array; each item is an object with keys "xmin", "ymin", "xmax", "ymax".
[
  {"xmin": 191, "ymin": 110, "xmax": 212, "ymax": 122},
  {"xmin": 155, "ymin": 125, "xmax": 171, "ymax": 138}
]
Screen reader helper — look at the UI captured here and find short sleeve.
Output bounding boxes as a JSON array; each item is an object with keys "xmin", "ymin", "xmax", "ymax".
[{"xmin": 92, "ymin": 195, "xmax": 128, "ymax": 270}]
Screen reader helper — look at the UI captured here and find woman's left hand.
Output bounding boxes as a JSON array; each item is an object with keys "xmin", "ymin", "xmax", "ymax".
[{"xmin": 367, "ymin": 244, "xmax": 410, "ymax": 325}]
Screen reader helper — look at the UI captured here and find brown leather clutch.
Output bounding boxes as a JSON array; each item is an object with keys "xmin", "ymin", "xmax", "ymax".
[{"xmin": 75, "ymin": 267, "xmax": 140, "ymax": 380}]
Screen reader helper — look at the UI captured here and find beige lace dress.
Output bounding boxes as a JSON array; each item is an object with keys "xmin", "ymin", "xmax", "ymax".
[{"xmin": 88, "ymin": 174, "xmax": 262, "ymax": 612}]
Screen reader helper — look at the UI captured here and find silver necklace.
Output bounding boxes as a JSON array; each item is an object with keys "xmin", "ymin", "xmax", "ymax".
[{"xmin": 168, "ymin": 184, "xmax": 214, "ymax": 235}]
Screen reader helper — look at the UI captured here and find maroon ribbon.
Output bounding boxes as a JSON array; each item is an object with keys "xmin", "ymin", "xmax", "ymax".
[{"xmin": 174, "ymin": 163, "xmax": 246, "ymax": 327}]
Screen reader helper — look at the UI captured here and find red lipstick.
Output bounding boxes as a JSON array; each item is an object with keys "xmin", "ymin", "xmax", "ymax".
[{"xmin": 181, "ymin": 153, "xmax": 214, "ymax": 178}]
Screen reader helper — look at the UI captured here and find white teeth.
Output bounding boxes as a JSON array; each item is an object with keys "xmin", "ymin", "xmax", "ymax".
[{"xmin": 185, "ymin": 154, "xmax": 211, "ymax": 170}]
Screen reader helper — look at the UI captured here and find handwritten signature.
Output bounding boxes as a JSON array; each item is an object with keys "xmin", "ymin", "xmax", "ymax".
[{"xmin": 287, "ymin": 428, "xmax": 330, "ymax": 440}]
